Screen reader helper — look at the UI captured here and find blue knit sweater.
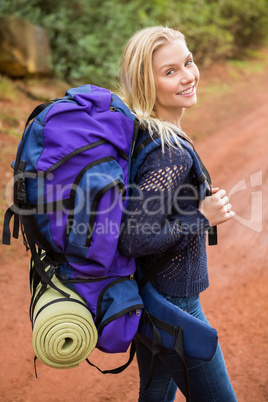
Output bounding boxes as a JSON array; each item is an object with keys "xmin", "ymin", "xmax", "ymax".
[{"xmin": 118, "ymin": 139, "xmax": 211, "ymax": 297}]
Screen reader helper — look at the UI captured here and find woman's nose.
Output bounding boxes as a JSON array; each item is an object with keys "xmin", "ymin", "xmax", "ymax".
[{"xmin": 181, "ymin": 68, "xmax": 195, "ymax": 84}]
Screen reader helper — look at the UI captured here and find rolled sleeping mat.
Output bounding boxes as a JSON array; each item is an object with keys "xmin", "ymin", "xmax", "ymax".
[{"xmin": 31, "ymin": 266, "xmax": 98, "ymax": 369}]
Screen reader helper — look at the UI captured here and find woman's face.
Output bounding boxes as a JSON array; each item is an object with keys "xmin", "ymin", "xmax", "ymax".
[{"xmin": 152, "ymin": 38, "xmax": 200, "ymax": 124}]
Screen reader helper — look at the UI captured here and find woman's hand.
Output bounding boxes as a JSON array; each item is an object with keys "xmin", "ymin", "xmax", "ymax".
[{"xmin": 199, "ymin": 188, "xmax": 235, "ymax": 226}]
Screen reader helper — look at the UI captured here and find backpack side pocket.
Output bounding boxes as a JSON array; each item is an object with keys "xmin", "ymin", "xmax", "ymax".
[
  {"xmin": 95, "ymin": 276, "xmax": 143, "ymax": 353},
  {"xmin": 65, "ymin": 157, "xmax": 125, "ymax": 268}
]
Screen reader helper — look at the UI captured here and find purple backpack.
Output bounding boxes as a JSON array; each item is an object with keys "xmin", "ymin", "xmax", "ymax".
[
  {"xmin": 2, "ymin": 85, "xmax": 143, "ymax": 360},
  {"xmin": 2, "ymin": 85, "xmax": 218, "ymax": 394}
]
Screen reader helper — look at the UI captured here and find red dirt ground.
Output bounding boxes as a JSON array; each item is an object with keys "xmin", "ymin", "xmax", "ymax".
[{"xmin": 0, "ymin": 55, "xmax": 267, "ymax": 401}]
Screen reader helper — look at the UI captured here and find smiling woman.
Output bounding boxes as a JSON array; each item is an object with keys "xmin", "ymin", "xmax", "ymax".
[
  {"xmin": 152, "ymin": 39, "xmax": 199, "ymax": 126},
  {"xmin": 118, "ymin": 26, "xmax": 237, "ymax": 402},
  {"xmin": 119, "ymin": 26, "xmax": 194, "ymax": 150}
]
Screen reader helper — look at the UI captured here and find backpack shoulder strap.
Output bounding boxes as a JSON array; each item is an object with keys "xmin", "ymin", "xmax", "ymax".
[
  {"xmin": 191, "ymin": 146, "xmax": 218, "ymax": 245},
  {"xmin": 130, "ymin": 130, "xmax": 217, "ymax": 245},
  {"xmin": 24, "ymin": 102, "xmax": 52, "ymax": 130},
  {"xmin": 130, "ymin": 129, "xmax": 161, "ymax": 182}
]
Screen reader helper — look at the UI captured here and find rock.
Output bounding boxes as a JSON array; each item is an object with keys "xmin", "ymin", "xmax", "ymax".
[{"xmin": 0, "ymin": 16, "xmax": 52, "ymax": 77}]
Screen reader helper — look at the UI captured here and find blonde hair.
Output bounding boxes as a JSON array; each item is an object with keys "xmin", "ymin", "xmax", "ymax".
[{"xmin": 119, "ymin": 26, "xmax": 192, "ymax": 150}]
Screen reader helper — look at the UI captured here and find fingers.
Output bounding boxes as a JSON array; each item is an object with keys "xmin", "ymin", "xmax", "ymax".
[
  {"xmin": 224, "ymin": 203, "xmax": 232, "ymax": 212},
  {"xmin": 199, "ymin": 187, "xmax": 236, "ymax": 226},
  {"xmin": 225, "ymin": 203, "xmax": 235, "ymax": 217},
  {"xmin": 221, "ymin": 195, "xmax": 229, "ymax": 205},
  {"xmin": 214, "ymin": 189, "xmax": 227, "ymax": 199},
  {"xmin": 211, "ymin": 187, "xmax": 219, "ymax": 194},
  {"xmin": 225, "ymin": 208, "xmax": 236, "ymax": 220},
  {"xmin": 213, "ymin": 190, "xmax": 231, "ymax": 209},
  {"xmin": 210, "ymin": 188, "xmax": 236, "ymax": 224},
  {"xmin": 220, "ymin": 195, "xmax": 235, "ymax": 217},
  {"xmin": 211, "ymin": 190, "xmax": 229, "ymax": 208}
]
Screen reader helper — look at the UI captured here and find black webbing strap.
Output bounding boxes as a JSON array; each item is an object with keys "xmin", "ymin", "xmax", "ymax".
[
  {"xmin": 32, "ymin": 297, "xmax": 86, "ymax": 326},
  {"xmin": 21, "ymin": 214, "xmax": 70, "ymax": 298},
  {"xmin": 30, "ymin": 282, "xmax": 47, "ymax": 324},
  {"xmin": 34, "ymin": 355, "xmax": 38, "ymax": 378},
  {"xmin": 29, "ymin": 253, "xmax": 46, "ymax": 322},
  {"xmin": 142, "ymin": 313, "xmax": 163, "ymax": 390},
  {"xmin": 86, "ymin": 339, "xmax": 136, "ymax": 374},
  {"xmin": 2, "ymin": 206, "xmax": 17, "ymax": 245},
  {"xmin": 174, "ymin": 327, "xmax": 190, "ymax": 402},
  {"xmin": 3, "ymin": 160, "xmax": 28, "ymax": 245},
  {"xmin": 130, "ymin": 118, "xmax": 141, "ymax": 162},
  {"xmin": 29, "ymin": 255, "xmax": 58, "ymax": 323},
  {"xmin": 2, "ymin": 198, "xmax": 71, "ymax": 246},
  {"xmin": 140, "ymin": 312, "xmax": 190, "ymax": 399},
  {"xmin": 208, "ymin": 226, "xmax": 218, "ymax": 246},
  {"xmin": 131, "ymin": 136, "xmax": 155, "ymax": 166},
  {"xmin": 131, "ymin": 132, "xmax": 159, "ymax": 167},
  {"xmin": 195, "ymin": 171, "xmax": 207, "ymax": 186},
  {"xmin": 30, "ymin": 198, "xmax": 71, "ymax": 214},
  {"xmin": 24, "ymin": 102, "xmax": 52, "ymax": 131},
  {"xmin": 193, "ymin": 147, "xmax": 218, "ymax": 246},
  {"xmin": 13, "ymin": 211, "xmax": 20, "ymax": 239},
  {"xmin": 193, "ymin": 147, "xmax": 212, "ymax": 188}
]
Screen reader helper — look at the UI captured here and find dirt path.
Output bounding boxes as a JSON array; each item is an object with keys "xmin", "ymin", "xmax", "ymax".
[{"xmin": 0, "ymin": 60, "xmax": 267, "ymax": 401}]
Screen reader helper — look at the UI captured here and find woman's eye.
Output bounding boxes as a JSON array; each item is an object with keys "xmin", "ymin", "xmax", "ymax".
[
  {"xmin": 185, "ymin": 59, "xmax": 193, "ymax": 66},
  {"xmin": 166, "ymin": 69, "xmax": 175, "ymax": 76}
]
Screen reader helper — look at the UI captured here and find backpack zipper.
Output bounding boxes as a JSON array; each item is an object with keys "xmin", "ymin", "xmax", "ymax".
[
  {"xmin": 98, "ymin": 305, "xmax": 143, "ymax": 336},
  {"xmin": 95, "ymin": 275, "xmax": 135, "ymax": 327},
  {"xmin": 66, "ymin": 156, "xmax": 125, "ymax": 239},
  {"xmin": 85, "ymin": 178, "xmax": 125, "ymax": 247},
  {"xmin": 45, "ymin": 139, "xmax": 107, "ymax": 174}
]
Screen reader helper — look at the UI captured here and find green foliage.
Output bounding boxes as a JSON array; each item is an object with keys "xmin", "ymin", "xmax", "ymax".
[
  {"xmin": 168, "ymin": 0, "xmax": 268, "ymax": 65},
  {"xmin": 0, "ymin": 76, "xmax": 21, "ymax": 102},
  {"xmin": 0, "ymin": 0, "xmax": 268, "ymax": 87},
  {"xmin": 219, "ymin": 0, "xmax": 268, "ymax": 49}
]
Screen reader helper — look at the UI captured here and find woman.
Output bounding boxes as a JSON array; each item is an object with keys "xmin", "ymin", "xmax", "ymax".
[{"xmin": 118, "ymin": 26, "xmax": 237, "ymax": 402}]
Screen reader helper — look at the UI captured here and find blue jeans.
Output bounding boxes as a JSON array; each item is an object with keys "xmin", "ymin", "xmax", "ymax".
[{"xmin": 136, "ymin": 294, "xmax": 237, "ymax": 402}]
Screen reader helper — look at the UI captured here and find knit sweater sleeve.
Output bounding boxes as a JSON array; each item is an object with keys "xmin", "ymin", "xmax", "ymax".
[{"xmin": 118, "ymin": 144, "xmax": 210, "ymax": 258}]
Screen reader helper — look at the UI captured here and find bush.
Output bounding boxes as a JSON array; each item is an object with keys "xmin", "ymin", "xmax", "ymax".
[
  {"xmin": 0, "ymin": 0, "xmax": 267, "ymax": 87},
  {"xmin": 219, "ymin": 0, "xmax": 268, "ymax": 50},
  {"xmin": 169, "ymin": 0, "xmax": 268, "ymax": 65}
]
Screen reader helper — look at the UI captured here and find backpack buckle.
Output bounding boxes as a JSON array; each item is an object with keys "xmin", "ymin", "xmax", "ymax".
[{"xmin": 15, "ymin": 176, "xmax": 27, "ymax": 205}]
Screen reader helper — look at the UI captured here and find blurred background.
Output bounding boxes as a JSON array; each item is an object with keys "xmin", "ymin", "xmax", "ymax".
[{"xmin": 0, "ymin": 0, "xmax": 268, "ymax": 87}]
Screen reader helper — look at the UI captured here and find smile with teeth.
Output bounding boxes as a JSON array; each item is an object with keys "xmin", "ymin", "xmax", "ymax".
[{"xmin": 177, "ymin": 86, "xmax": 195, "ymax": 95}]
